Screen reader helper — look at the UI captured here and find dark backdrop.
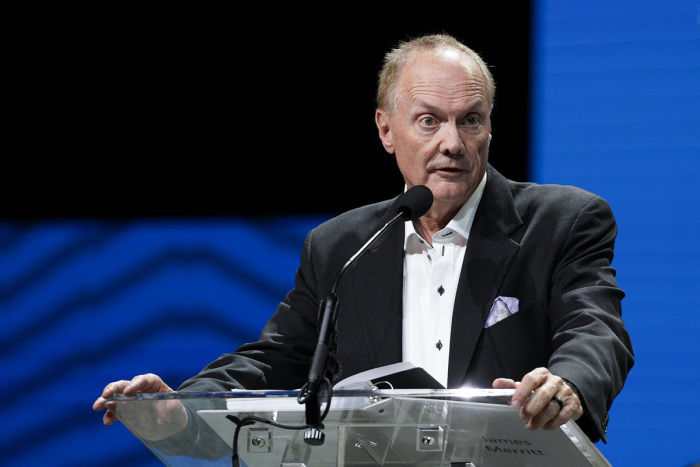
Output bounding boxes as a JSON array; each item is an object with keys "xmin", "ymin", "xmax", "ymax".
[
  {"xmin": 4, "ymin": 4, "xmax": 531, "ymax": 219},
  {"xmin": 3, "ymin": 4, "xmax": 699, "ymax": 466}
]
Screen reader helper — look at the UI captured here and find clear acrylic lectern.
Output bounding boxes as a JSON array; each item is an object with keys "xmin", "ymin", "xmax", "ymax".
[{"xmin": 108, "ymin": 388, "xmax": 611, "ymax": 466}]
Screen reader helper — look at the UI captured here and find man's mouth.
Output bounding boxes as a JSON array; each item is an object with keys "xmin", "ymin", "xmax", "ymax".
[{"xmin": 436, "ymin": 167, "xmax": 464, "ymax": 174}]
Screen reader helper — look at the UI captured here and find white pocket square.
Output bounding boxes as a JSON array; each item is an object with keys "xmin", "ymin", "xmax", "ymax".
[{"xmin": 484, "ymin": 296, "xmax": 520, "ymax": 328}]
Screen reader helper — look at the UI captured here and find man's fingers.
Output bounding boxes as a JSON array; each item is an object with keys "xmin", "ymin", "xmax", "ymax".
[
  {"xmin": 103, "ymin": 380, "xmax": 130, "ymax": 397},
  {"xmin": 95, "ymin": 375, "xmax": 172, "ymax": 408},
  {"xmin": 498, "ymin": 368, "xmax": 583, "ymax": 432},
  {"xmin": 94, "ymin": 374, "xmax": 172, "ymax": 424},
  {"xmin": 525, "ymin": 397, "xmax": 564, "ymax": 430},
  {"xmin": 122, "ymin": 375, "xmax": 147, "ymax": 395},
  {"xmin": 124, "ymin": 373, "xmax": 172, "ymax": 395},
  {"xmin": 93, "ymin": 380, "xmax": 130, "ymax": 411},
  {"xmin": 95, "ymin": 374, "xmax": 177, "ymax": 428},
  {"xmin": 519, "ymin": 379, "xmax": 560, "ymax": 418},
  {"xmin": 492, "ymin": 377, "xmax": 517, "ymax": 389},
  {"xmin": 541, "ymin": 391, "xmax": 581, "ymax": 430},
  {"xmin": 92, "ymin": 397, "xmax": 107, "ymax": 411},
  {"xmin": 492, "ymin": 378, "xmax": 520, "ymax": 404},
  {"xmin": 511, "ymin": 367, "xmax": 551, "ymax": 408},
  {"xmin": 103, "ymin": 410, "xmax": 118, "ymax": 425},
  {"xmin": 522, "ymin": 385, "xmax": 582, "ymax": 431}
]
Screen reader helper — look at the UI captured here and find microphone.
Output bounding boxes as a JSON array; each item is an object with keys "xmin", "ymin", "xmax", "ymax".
[
  {"xmin": 397, "ymin": 184, "xmax": 433, "ymax": 220},
  {"xmin": 298, "ymin": 185, "xmax": 433, "ymax": 430}
]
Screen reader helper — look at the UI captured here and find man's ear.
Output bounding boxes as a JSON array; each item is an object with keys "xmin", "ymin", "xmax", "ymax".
[{"xmin": 375, "ymin": 109, "xmax": 395, "ymax": 154}]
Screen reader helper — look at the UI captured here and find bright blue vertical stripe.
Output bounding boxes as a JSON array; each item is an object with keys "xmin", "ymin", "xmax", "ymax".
[{"xmin": 531, "ymin": 1, "xmax": 700, "ymax": 465}]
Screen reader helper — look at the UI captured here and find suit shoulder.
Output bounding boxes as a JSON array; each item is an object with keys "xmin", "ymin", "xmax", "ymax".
[
  {"xmin": 308, "ymin": 197, "xmax": 398, "ymax": 245},
  {"xmin": 509, "ymin": 179, "xmax": 612, "ymax": 214}
]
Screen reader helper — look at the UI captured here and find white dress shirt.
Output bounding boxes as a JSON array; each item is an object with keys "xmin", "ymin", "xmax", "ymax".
[{"xmin": 402, "ymin": 173, "xmax": 487, "ymax": 387}]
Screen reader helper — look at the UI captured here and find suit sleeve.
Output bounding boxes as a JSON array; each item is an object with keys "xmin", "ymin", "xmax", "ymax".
[
  {"xmin": 149, "ymin": 232, "xmax": 323, "ymax": 460},
  {"xmin": 177, "ymin": 229, "xmax": 321, "ymax": 392},
  {"xmin": 546, "ymin": 195, "xmax": 634, "ymax": 443}
]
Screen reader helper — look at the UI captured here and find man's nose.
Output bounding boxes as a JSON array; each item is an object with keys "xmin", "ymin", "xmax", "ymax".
[{"xmin": 438, "ymin": 123, "xmax": 465, "ymax": 156}]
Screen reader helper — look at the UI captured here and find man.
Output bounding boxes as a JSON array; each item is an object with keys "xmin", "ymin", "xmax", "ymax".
[{"xmin": 94, "ymin": 34, "xmax": 633, "ymax": 446}]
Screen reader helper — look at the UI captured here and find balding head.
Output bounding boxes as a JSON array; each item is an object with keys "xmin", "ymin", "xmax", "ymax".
[{"xmin": 376, "ymin": 34, "xmax": 496, "ymax": 115}]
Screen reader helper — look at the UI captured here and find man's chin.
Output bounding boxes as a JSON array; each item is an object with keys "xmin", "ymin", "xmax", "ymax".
[{"xmin": 428, "ymin": 183, "xmax": 474, "ymax": 205}]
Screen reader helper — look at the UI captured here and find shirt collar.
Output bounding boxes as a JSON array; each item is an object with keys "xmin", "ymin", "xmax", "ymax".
[{"xmin": 403, "ymin": 171, "xmax": 488, "ymax": 248}]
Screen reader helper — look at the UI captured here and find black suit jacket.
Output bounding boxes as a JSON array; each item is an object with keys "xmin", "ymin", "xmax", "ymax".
[{"xmin": 179, "ymin": 165, "xmax": 634, "ymax": 443}]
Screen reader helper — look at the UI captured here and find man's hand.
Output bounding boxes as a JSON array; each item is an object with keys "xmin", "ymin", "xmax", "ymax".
[
  {"xmin": 493, "ymin": 367, "xmax": 583, "ymax": 431},
  {"xmin": 93, "ymin": 373, "xmax": 188, "ymax": 440}
]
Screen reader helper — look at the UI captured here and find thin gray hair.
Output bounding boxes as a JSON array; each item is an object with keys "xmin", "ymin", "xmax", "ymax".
[{"xmin": 376, "ymin": 34, "xmax": 496, "ymax": 114}]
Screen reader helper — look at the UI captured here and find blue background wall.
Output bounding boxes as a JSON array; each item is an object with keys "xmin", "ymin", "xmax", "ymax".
[
  {"xmin": 531, "ymin": 1, "xmax": 699, "ymax": 465},
  {"xmin": 1, "ymin": 217, "xmax": 328, "ymax": 465},
  {"xmin": 2, "ymin": 1, "xmax": 699, "ymax": 465}
]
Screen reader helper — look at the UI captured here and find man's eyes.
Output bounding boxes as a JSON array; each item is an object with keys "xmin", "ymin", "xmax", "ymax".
[
  {"xmin": 418, "ymin": 114, "xmax": 481, "ymax": 127},
  {"xmin": 465, "ymin": 115, "xmax": 480, "ymax": 125}
]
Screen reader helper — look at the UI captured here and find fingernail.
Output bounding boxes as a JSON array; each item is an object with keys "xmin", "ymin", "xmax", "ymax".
[{"xmin": 511, "ymin": 399, "xmax": 521, "ymax": 408}]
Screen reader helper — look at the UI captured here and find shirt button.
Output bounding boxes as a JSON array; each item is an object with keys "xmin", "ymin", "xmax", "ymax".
[{"xmin": 437, "ymin": 286, "xmax": 445, "ymax": 296}]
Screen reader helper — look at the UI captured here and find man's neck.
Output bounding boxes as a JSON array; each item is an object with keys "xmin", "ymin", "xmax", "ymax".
[
  {"xmin": 414, "ymin": 203, "xmax": 463, "ymax": 244},
  {"xmin": 411, "ymin": 172, "xmax": 489, "ymax": 244}
]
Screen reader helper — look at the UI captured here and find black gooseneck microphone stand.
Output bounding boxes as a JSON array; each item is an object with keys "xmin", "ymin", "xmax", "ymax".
[
  {"xmin": 297, "ymin": 185, "xmax": 433, "ymax": 441},
  {"xmin": 229, "ymin": 186, "xmax": 433, "ymax": 463}
]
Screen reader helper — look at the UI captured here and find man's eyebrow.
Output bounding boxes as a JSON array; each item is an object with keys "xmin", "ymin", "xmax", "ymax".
[
  {"xmin": 411, "ymin": 100, "xmax": 440, "ymax": 113},
  {"xmin": 410, "ymin": 99, "xmax": 487, "ymax": 114},
  {"xmin": 464, "ymin": 100, "xmax": 487, "ymax": 112}
]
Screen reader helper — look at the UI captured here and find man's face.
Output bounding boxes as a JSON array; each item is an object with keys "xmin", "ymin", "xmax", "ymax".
[{"xmin": 376, "ymin": 49, "xmax": 492, "ymax": 213}]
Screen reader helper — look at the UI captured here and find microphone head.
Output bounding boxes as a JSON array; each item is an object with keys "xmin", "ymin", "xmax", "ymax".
[{"xmin": 398, "ymin": 185, "xmax": 433, "ymax": 220}]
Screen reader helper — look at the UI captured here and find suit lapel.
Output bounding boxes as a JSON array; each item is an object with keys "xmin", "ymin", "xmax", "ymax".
[
  {"xmin": 343, "ymin": 204, "xmax": 406, "ymax": 370},
  {"xmin": 337, "ymin": 168, "xmax": 523, "ymax": 383},
  {"xmin": 447, "ymin": 166, "xmax": 523, "ymax": 388}
]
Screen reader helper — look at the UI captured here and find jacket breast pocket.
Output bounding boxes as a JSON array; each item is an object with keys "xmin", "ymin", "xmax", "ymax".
[
  {"xmin": 465, "ymin": 296, "xmax": 551, "ymax": 387},
  {"xmin": 481, "ymin": 296, "xmax": 547, "ymax": 348}
]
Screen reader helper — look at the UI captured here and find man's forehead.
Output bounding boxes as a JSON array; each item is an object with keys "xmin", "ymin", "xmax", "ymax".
[
  {"xmin": 434, "ymin": 46, "xmax": 472, "ymax": 67},
  {"xmin": 406, "ymin": 47, "xmax": 478, "ymax": 74},
  {"xmin": 397, "ymin": 50, "xmax": 488, "ymax": 106},
  {"xmin": 399, "ymin": 49, "xmax": 484, "ymax": 89},
  {"xmin": 410, "ymin": 96, "xmax": 487, "ymax": 113}
]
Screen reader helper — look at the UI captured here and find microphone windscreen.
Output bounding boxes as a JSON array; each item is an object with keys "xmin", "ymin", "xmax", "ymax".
[{"xmin": 398, "ymin": 185, "xmax": 433, "ymax": 220}]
